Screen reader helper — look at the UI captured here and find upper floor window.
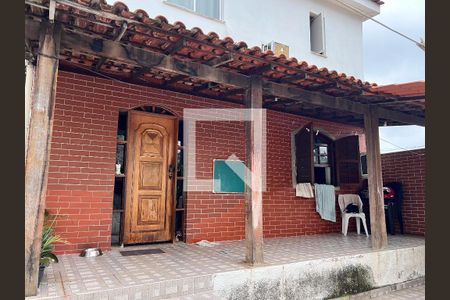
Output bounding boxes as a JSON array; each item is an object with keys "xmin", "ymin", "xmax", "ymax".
[
  {"xmin": 166, "ymin": 0, "xmax": 222, "ymax": 20},
  {"xmin": 309, "ymin": 12, "xmax": 326, "ymax": 55}
]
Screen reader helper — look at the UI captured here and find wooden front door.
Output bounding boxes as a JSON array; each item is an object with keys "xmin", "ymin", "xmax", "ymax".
[{"xmin": 123, "ymin": 110, "xmax": 177, "ymax": 244}]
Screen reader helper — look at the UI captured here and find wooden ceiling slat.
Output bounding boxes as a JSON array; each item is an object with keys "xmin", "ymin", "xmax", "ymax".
[
  {"xmin": 307, "ymin": 82, "xmax": 338, "ymax": 91},
  {"xmin": 164, "ymin": 38, "xmax": 187, "ymax": 55},
  {"xmin": 24, "ymin": 4, "xmax": 424, "ymax": 127},
  {"xmin": 27, "ymin": 1, "xmax": 374, "ymax": 93}
]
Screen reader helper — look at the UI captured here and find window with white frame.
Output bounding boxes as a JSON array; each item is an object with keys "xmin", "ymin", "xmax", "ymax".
[
  {"xmin": 309, "ymin": 12, "xmax": 326, "ymax": 55},
  {"xmin": 166, "ymin": 0, "xmax": 222, "ymax": 20}
]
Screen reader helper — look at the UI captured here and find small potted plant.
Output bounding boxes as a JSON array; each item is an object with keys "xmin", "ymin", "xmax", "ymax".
[{"xmin": 38, "ymin": 211, "xmax": 66, "ymax": 286}]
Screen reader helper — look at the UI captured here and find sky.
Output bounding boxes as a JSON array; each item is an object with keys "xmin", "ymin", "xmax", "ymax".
[{"xmin": 362, "ymin": 0, "xmax": 425, "ymax": 153}]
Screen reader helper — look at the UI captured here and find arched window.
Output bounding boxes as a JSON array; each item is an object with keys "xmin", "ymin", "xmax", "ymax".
[
  {"xmin": 292, "ymin": 123, "xmax": 361, "ymax": 187},
  {"xmin": 313, "ymin": 132, "xmax": 335, "ymax": 185},
  {"xmin": 133, "ymin": 105, "xmax": 175, "ymax": 116}
]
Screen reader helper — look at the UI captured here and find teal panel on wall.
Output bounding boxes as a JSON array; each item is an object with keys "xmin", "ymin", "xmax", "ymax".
[{"xmin": 213, "ymin": 160, "xmax": 245, "ymax": 193}]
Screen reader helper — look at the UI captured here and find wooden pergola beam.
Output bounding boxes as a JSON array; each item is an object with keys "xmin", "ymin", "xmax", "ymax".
[
  {"xmin": 162, "ymin": 74, "xmax": 187, "ymax": 87},
  {"xmin": 30, "ymin": 0, "xmax": 355, "ymax": 90},
  {"xmin": 219, "ymin": 87, "xmax": 244, "ymax": 98},
  {"xmin": 25, "ymin": 21, "xmax": 61, "ymax": 297},
  {"xmin": 265, "ymin": 82, "xmax": 425, "ymax": 126},
  {"xmin": 374, "ymin": 106, "xmax": 424, "ymax": 127},
  {"xmin": 24, "ymin": 19, "xmax": 425, "ymax": 127},
  {"xmin": 164, "ymin": 38, "xmax": 187, "ymax": 55},
  {"xmin": 264, "ymin": 81, "xmax": 368, "ymax": 114},
  {"xmin": 25, "ymin": 59, "xmax": 35, "ymax": 158},
  {"xmin": 245, "ymin": 76, "xmax": 264, "ymax": 265},
  {"xmin": 364, "ymin": 108, "xmax": 388, "ymax": 250},
  {"xmin": 206, "ymin": 54, "xmax": 235, "ymax": 67},
  {"xmin": 245, "ymin": 64, "xmax": 273, "ymax": 75},
  {"xmin": 276, "ymin": 73, "xmax": 308, "ymax": 83},
  {"xmin": 56, "ymin": 27, "xmax": 251, "ymax": 88},
  {"xmin": 375, "ymin": 95, "xmax": 425, "ymax": 105},
  {"xmin": 94, "ymin": 21, "xmax": 128, "ymax": 71},
  {"xmin": 192, "ymin": 82, "xmax": 219, "ymax": 92},
  {"xmin": 129, "ymin": 66, "xmax": 152, "ymax": 80},
  {"xmin": 26, "ymin": 1, "xmax": 425, "ymax": 104},
  {"xmin": 264, "ymin": 98, "xmax": 296, "ymax": 107},
  {"xmin": 48, "ymin": 0, "xmax": 56, "ymax": 22},
  {"xmin": 308, "ymin": 81, "xmax": 338, "ymax": 91}
]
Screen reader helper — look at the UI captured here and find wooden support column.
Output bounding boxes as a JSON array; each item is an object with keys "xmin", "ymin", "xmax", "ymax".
[
  {"xmin": 364, "ymin": 108, "xmax": 388, "ymax": 250},
  {"xmin": 244, "ymin": 76, "xmax": 264, "ymax": 265},
  {"xmin": 25, "ymin": 22, "xmax": 61, "ymax": 297},
  {"xmin": 25, "ymin": 59, "xmax": 36, "ymax": 158}
]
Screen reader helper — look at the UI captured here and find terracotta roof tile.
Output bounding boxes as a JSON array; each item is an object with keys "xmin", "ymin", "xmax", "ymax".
[
  {"xmin": 26, "ymin": 0, "xmax": 425, "ymax": 127},
  {"xmin": 375, "ymin": 81, "xmax": 425, "ymax": 97},
  {"xmin": 27, "ymin": 0, "xmax": 383, "ymax": 89}
]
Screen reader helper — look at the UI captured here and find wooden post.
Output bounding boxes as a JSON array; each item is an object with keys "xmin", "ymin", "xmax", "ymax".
[
  {"xmin": 364, "ymin": 108, "xmax": 388, "ymax": 250},
  {"xmin": 25, "ymin": 59, "xmax": 36, "ymax": 158},
  {"xmin": 25, "ymin": 22, "xmax": 61, "ymax": 296},
  {"xmin": 244, "ymin": 76, "xmax": 264, "ymax": 265}
]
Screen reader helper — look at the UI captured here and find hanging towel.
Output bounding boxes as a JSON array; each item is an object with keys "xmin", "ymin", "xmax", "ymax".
[
  {"xmin": 296, "ymin": 183, "xmax": 314, "ymax": 198},
  {"xmin": 314, "ymin": 184, "xmax": 336, "ymax": 222}
]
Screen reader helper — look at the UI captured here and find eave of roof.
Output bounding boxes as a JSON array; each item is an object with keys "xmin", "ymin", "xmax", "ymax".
[{"xmin": 24, "ymin": 0, "xmax": 423, "ymax": 127}]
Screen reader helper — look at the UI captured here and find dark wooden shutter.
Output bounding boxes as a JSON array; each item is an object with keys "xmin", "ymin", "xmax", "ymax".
[
  {"xmin": 294, "ymin": 124, "xmax": 313, "ymax": 183},
  {"xmin": 360, "ymin": 154, "xmax": 368, "ymax": 176},
  {"xmin": 335, "ymin": 135, "xmax": 361, "ymax": 185}
]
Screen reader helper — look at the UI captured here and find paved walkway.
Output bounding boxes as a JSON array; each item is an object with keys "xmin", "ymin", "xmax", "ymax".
[
  {"xmin": 371, "ymin": 284, "xmax": 425, "ymax": 300},
  {"xmin": 29, "ymin": 234, "xmax": 424, "ymax": 299},
  {"xmin": 166, "ymin": 291, "xmax": 224, "ymax": 300}
]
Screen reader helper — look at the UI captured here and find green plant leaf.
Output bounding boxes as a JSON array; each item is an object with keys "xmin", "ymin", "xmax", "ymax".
[{"xmin": 40, "ymin": 209, "xmax": 68, "ymax": 266}]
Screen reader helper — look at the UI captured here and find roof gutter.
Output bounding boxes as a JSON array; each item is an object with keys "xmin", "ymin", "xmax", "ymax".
[{"xmin": 331, "ymin": 0, "xmax": 381, "ymax": 19}]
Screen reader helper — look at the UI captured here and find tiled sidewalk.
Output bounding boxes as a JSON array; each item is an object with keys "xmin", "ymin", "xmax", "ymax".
[
  {"xmin": 371, "ymin": 284, "xmax": 425, "ymax": 300},
  {"xmin": 166, "ymin": 291, "xmax": 225, "ymax": 300},
  {"xmin": 29, "ymin": 234, "xmax": 425, "ymax": 299}
]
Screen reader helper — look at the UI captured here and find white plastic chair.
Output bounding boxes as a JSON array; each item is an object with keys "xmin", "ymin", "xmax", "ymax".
[{"xmin": 338, "ymin": 194, "xmax": 369, "ymax": 237}]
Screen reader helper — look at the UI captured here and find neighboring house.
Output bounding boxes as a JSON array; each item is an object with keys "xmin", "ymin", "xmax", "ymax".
[
  {"xmin": 377, "ymin": 81, "xmax": 425, "ymax": 236},
  {"xmin": 375, "ymin": 81, "xmax": 425, "ymax": 100},
  {"xmin": 358, "ymin": 81, "xmax": 425, "ymax": 235},
  {"xmin": 381, "ymin": 148, "xmax": 425, "ymax": 236},
  {"xmin": 124, "ymin": 0, "xmax": 383, "ymax": 79}
]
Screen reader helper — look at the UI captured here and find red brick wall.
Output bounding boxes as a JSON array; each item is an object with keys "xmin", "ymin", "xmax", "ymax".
[
  {"xmin": 47, "ymin": 71, "xmax": 364, "ymax": 254},
  {"xmin": 381, "ymin": 149, "xmax": 425, "ymax": 236}
]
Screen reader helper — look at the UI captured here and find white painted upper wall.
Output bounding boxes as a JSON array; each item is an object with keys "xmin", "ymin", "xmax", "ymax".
[{"xmin": 124, "ymin": 0, "xmax": 381, "ymax": 79}]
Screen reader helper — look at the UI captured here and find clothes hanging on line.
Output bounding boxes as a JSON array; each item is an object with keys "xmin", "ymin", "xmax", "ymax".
[
  {"xmin": 314, "ymin": 184, "xmax": 336, "ymax": 222},
  {"xmin": 295, "ymin": 183, "xmax": 314, "ymax": 198}
]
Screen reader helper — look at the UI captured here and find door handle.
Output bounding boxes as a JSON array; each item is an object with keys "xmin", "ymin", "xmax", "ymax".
[{"xmin": 168, "ymin": 164, "xmax": 175, "ymax": 180}]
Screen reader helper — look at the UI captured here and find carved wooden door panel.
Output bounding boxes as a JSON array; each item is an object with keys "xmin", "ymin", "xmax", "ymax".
[{"xmin": 123, "ymin": 110, "xmax": 177, "ymax": 244}]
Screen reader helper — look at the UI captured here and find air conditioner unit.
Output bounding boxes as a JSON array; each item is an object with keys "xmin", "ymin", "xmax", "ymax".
[{"xmin": 262, "ymin": 41, "xmax": 290, "ymax": 57}]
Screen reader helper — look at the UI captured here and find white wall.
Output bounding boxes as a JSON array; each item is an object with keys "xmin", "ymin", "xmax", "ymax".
[{"xmin": 124, "ymin": 0, "xmax": 379, "ymax": 79}]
